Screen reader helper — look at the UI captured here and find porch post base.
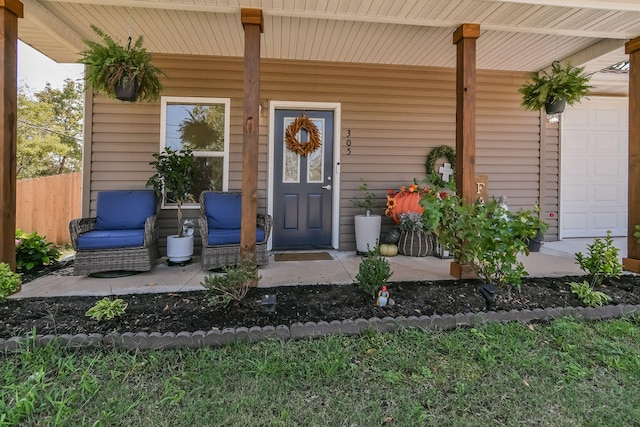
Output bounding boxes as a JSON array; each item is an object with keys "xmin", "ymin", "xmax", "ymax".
[
  {"xmin": 623, "ymin": 257, "xmax": 640, "ymax": 274},
  {"xmin": 450, "ymin": 261, "xmax": 477, "ymax": 279}
]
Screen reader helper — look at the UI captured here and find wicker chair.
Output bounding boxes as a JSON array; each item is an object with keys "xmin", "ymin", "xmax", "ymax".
[
  {"xmin": 198, "ymin": 191, "xmax": 272, "ymax": 270},
  {"xmin": 69, "ymin": 190, "xmax": 160, "ymax": 275}
]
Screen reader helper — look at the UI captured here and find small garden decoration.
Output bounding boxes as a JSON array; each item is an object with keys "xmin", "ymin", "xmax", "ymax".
[
  {"xmin": 519, "ymin": 61, "xmax": 591, "ymax": 114},
  {"xmin": 285, "ymin": 112, "xmax": 321, "ymax": 156},
  {"xmin": 425, "ymin": 145, "xmax": 456, "ymax": 190},
  {"xmin": 78, "ymin": 24, "xmax": 164, "ymax": 102}
]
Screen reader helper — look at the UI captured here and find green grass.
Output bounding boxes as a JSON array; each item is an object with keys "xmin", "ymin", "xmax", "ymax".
[{"xmin": 2, "ymin": 317, "xmax": 640, "ymax": 426}]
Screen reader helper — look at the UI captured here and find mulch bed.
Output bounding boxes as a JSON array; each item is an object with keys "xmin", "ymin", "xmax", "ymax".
[{"xmin": 2, "ymin": 262, "xmax": 640, "ymax": 339}]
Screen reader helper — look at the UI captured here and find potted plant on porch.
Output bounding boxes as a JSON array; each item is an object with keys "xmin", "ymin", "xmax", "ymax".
[
  {"xmin": 147, "ymin": 146, "xmax": 197, "ymax": 263},
  {"xmin": 519, "ymin": 61, "xmax": 591, "ymax": 114},
  {"xmin": 78, "ymin": 24, "xmax": 164, "ymax": 102},
  {"xmin": 351, "ymin": 179, "xmax": 381, "ymax": 255}
]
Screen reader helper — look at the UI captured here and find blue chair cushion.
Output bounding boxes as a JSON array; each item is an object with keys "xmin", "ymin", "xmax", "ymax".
[
  {"xmin": 95, "ymin": 190, "xmax": 156, "ymax": 230},
  {"xmin": 203, "ymin": 192, "xmax": 242, "ymax": 229},
  {"xmin": 77, "ymin": 229, "xmax": 145, "ymax": 250},
  {"xmin": 207, "ymin": 228, "xmax": 266, "ymax": 246}
]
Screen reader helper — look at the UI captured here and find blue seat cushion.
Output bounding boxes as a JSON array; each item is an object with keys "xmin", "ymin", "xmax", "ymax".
[
  {"xmin": 207, "ymin": 228, "xmax": 265, "ymax": 246},
  {"xmin": 77, "ymin": 229, "xmax": 145, "ymax": 250},
  {"xmin": 95, "ymin": 190, "xmax": 156, "ymax": 230},
  {"xmin": 203, "ymin": 192, "xmax": 242, "ymax": 229}
]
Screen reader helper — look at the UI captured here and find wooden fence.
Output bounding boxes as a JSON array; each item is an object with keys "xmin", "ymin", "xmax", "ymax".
[{"xmin": 16, "ymin": 172, "xmax": 81, "ymax": 246}]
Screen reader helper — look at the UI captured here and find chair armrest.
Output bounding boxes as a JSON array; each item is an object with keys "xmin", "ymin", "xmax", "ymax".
[
  {"xmin": 143, "ymin": 215, "xmax": 159, "ymax": 247},
  {"xmin": 69, "ymin": 217, "xmax": 97, "ymax": 250},
  {"xmin": 257, "ymin": 214, "xmax": 273, "ymax": 243},
  {"xmin": 198, "ymin": 214, "xmax": 209, "ymax": 246}
]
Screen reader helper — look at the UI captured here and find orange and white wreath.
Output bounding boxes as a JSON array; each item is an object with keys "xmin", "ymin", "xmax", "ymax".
[{"xmin": 285, "ymin": 115, "xmax": 321, "ymax": 156}]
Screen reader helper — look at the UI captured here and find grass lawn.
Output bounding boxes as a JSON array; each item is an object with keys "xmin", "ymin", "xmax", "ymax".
[{"xmin": 2, "ymin": 317, "xmax": 640, "ymax": 426}]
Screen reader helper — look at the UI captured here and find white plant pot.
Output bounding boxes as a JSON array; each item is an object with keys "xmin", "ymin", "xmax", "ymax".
[
  {"xmin": 166, "ymin": 235, "xmax": 194, "ymax": 262},
  {"xmin": 354, "ymin": 214, "xmax": 382, "ymax": 254}
]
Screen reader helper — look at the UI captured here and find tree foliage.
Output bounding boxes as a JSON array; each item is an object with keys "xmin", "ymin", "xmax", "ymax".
[{"xmin": 17, "ymin": 80, "xmax": 84, "ymax": 178}]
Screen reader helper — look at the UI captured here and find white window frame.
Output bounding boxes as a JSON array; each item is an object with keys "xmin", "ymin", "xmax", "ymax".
[{"xmin": 159, "ymin": 96, "xmax": 231, "ymax": 209}]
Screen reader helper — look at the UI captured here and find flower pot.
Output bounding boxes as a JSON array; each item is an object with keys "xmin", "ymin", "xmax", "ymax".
[
  {"xmin": 398, "ymin": 230, "xmax": 434, "ymax": 257},
  {"xmin": 166, "ymin": 235, "xmax": 194, "ymax": 263},
  {"xmin": 527, "ymin": 229, "xmax": 544, "ymax": 252},
  {"xmin": 354, "ymin": 214, "xmax": 382, "ymax": 254},
  {"xmin": 545, "ymin": 98, "xmax": 566, "ymax": 114},
  {"xmin": 115, "ymin": 78, "xmax": 138, "ymax": 102}
]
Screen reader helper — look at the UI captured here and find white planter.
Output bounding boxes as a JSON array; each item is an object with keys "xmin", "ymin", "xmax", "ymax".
[
  {"xmin": 354, "ymin": 214, "xmax": 382, "ymax": 254},
  {"xmin": 166, "ymin": 235, "xmax": 194, "ymax": 262}
]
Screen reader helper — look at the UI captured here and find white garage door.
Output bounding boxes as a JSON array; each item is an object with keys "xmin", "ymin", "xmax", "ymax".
[{"xmin": 561, "ymin": 97, "xmax": 628, "ymax": 238}]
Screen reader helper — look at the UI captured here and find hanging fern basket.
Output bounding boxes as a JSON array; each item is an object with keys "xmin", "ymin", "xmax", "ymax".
[
  {"xmin": 115, "ymin": 78, "xmax": 137, "ymax": 102},
  {"xmin": 544, "ymin": 98, "xmax": 566, "ymax": 114}
]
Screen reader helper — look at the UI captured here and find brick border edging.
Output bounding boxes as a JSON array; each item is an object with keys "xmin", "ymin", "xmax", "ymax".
[{"xmin": 2, "ymin": 304, "xmax": 640, "ymax": 352}]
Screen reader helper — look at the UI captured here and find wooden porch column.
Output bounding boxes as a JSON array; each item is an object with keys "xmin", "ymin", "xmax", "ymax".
[
  {"xmin": 623, "ymin": 36, "xmax": 640, "ymax": 273},
  {"xmin": 0, "ymin": 0, "xmax": 23, "ymax": 271},
  {"xmin": 452, "ymin": 24, "xmax": 480, "ymax": 204},
  {"xmin": 240, "ymin": 8, "xmax": 263, "ymax": 262}
]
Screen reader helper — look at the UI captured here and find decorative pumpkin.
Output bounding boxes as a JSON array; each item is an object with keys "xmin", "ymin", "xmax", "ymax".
[
  {"xmin": 388, "ymin": 192, "xmax": 423, "ymax": 224},
  {"xmin": 379, "ymin": 243, "xmax": 399, "ymax": 257}
]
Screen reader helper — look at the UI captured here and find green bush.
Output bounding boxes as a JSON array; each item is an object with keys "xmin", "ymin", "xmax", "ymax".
[
  {"xmin": 575, "ymin": 230, "xmax": 622, "ymax": 287},
  {"xmin": 15, "ymin": 229, "xmax": 60, "ymax": 273},
  {"xmin": 85, "ymin": 297, "xmax": 128, "ymax": 321},
  {"xmin": 355, "ymin": 246, "xmax": 393, "ymax": 297},
  {"xmin": 0, "ymin": 262, "xmax": 22, "ymax": 302},
  {"xmin": 202, "ymin": 257, "xmax": 259, "ymax": 307}
]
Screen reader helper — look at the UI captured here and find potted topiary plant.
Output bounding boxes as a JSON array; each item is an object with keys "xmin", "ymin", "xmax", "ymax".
[
  {"xmin": 147, "ymin": 146, "xmax": 197, "ymax": 263},
  {"xmin": 519, "ymin": 61, "xmax": 591, "ymax": 114},
  {"xmin": 78, "ymin": 24, "xmax": 164, "ymax": 102},
  {"xmin": 350, "ymin": 178, "xmax": 381, "ymax": 255}
]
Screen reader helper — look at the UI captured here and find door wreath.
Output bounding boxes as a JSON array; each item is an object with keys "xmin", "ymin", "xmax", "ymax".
[
  {"xmin": 285, "ymin": 114, "xmax": 321, "ymax": 156},
  {"xmin": 425, "ymin": 145, "xmax": 456, "ymax": 189}
]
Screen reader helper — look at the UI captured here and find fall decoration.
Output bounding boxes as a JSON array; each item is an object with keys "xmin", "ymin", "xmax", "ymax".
[
  {"xmin": 379, "ymin": 243, "xmax": 398, "ymax": 257},
  {"xmin": 285, "ymin": 114, "xmax": 321, "ymax": 156},
  {"xmin": 385, "ymin": 183, "xmax": 431, "ymax": 224},
  {"xmin": 425, "ymin": 145, "xmax": 456, "ymax": 190}
]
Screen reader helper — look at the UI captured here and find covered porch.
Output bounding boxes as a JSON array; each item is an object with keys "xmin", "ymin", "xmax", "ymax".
[{"xmin": 3, "ymin": 1, "xmax": 640, "ymax": 273}]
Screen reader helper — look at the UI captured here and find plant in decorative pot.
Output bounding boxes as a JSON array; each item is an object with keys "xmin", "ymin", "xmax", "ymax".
[
  {"xmin": 78, "ymin": 24, "xmax": 164, "ymax": 102},
  {"xmin": 351, "ymin": 178, "xmax": 381, "ymax": 255},
  {"xmin": 519, "ymin": 61, "xmax": 591, "ymax": 114},
  {"xmin": 147, "ymin": 146, "xmax": 197, "ymax": 263},
  {"xmin": 397, "ymin": 212, "xmax": 435, "ymax": 257}
]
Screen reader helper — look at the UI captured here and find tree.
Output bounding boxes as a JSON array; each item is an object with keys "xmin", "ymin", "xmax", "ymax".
[{"xmin": 17, "ymin": 79, "xmax": 84, "ymax": 178}]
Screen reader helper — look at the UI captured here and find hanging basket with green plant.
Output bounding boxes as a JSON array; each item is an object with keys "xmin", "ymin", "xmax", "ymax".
[
  {"xmin": 78, "ymin": 24, "xmax": 164, "ymax": 102},
  {"xmin": 519, "ymin": 61, "xmax": 592, "ymax": 114}
]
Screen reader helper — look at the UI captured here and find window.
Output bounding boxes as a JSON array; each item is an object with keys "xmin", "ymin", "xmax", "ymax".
[{"xmin": 160, "ymin": 96, "xmax": 230, "ymax": 208}]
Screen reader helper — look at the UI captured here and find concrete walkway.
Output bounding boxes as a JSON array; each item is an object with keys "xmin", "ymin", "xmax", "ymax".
[{"xmin": 10, "ymin": 238, "xmax": 627, "ymax": 299}]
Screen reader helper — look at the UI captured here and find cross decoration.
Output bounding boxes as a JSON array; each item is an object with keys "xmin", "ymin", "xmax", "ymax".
[{"xmin": 439, "ymin": 163, "xmax": 454, "ymax": 182}]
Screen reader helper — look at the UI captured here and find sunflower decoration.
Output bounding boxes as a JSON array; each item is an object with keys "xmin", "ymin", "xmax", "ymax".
[{"xmin": 285, "ymin": 112, "xmax": 322, "ymax": 156}]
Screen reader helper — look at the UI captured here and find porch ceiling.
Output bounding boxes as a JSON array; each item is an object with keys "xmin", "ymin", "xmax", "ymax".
[{"xmin": 19, "ymin": 0, "xmax": 640, "ymax": 94}]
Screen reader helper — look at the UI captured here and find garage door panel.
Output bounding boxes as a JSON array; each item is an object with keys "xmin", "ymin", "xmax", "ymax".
[{"xmin": 561, "ymin": 97, "xmax": 628, "ymax": 238}]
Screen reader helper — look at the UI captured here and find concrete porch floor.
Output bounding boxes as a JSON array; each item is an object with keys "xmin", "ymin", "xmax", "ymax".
[{"xmin": 11, "ymin": 238, "xmax": 628, "ymax": 299}]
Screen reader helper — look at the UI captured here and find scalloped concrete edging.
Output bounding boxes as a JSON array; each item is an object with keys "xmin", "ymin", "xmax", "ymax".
[{"xmin": 2, "ymin": 304, "xmax": 640, "ymax": 352}]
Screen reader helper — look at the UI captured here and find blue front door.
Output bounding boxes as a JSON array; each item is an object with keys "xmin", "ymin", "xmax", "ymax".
[{"xmin": 273, "ymin": 109, "xmax": 334, "ymax": 249}]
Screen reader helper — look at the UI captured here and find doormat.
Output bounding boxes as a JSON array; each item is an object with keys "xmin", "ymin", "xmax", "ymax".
[{"xmin": 274, "ymin": 252, "xmax": 334, "ymax": 262}]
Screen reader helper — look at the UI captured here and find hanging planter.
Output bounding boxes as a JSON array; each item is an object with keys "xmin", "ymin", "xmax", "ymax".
[
  {"xmin": 78, "ymin": 25, "xmax": 164, "ymax": 103},
  {"xmin": 519, "ymin": 61, "xmax": 591, "ymax": 113}
]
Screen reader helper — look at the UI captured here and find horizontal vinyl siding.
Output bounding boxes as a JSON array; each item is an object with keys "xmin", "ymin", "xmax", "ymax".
[{"xmin": 87, "ymin": 54, "xmax": 550, "ymax": 251}]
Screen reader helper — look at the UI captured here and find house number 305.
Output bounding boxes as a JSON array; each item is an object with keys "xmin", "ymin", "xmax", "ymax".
[{"xmin": 345, "ymin": 129, "xmax": 352, "ymax": 155}]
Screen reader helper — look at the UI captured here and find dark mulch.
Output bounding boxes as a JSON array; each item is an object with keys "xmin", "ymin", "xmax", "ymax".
[{"xmin": 2, "ymin": 261, "xmax": 640, "ymax": 339}]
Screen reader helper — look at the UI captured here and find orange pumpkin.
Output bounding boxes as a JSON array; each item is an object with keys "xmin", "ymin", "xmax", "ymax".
[{"xmin": 389, "ymin": 192, "xmax": 424, "ymax": 224}]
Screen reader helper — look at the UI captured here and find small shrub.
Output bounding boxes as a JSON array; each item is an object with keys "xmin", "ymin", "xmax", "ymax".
[
  {"xmin": 202, "ymin": 257, "xmax": 259, "ymax": 307},
  {"xmin": 85, "ymin": 297, "xmax": 128, "ymax": 320},
  {"xmin": 570, "ymin": 281, "xmax": 612, "ymax": 307},
  {"xmin": 575, "ymin": 230, "xmax": 622, "ymax": 287},
  {"xmin": 15, "ymin": 229, "xmax": 61, "ymax": 273},
  {"xmin": 355, "ymin": 246, "xmax": 393, "ymax": 297},
  {"xmin": 0, "ymin": 262, "xmax": 22, "ymax": 302}
]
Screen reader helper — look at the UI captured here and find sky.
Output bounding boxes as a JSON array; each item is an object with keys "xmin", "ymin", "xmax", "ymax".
[{"xmin": 18, "ymin": 40, "xmax": 84, "ymax": 91}]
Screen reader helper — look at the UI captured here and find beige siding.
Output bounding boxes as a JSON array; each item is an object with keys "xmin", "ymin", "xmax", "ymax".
[
  {"xmin": 85, "ymin": 54, "xmax": 556, "ymax": 252},
  {"xmin": 541, "ymin": 120, "xmax": 560, "ymax": 241}
]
